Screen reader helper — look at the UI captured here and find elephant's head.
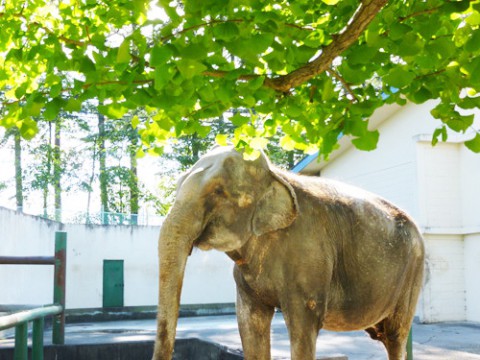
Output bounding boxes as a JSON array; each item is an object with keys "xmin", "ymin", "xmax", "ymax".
[{"xmin": 152, "ymin": 146, "xmax": 298, "ymax": 359}]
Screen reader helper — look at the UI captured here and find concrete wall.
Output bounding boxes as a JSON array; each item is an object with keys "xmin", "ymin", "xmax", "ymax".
[
  {"xmin": 320, "ymin": 103, "xmax": 436, "ymax": 221},
  {"xmin": 0, "ymin": 207, "xmax": 236, "ymax": 309},
  {"xmin": 421, "ymin": 234, "xmax": 466, "ymax": 322},
  {"xmin": 465, "ymin": 234, "xmax": 480, "ymax": 321}
]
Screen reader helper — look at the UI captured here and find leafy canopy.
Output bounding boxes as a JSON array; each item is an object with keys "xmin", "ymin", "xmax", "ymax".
[{"xmin": 1, "ymin": 0, "xmax": 480, "ymax": 157}]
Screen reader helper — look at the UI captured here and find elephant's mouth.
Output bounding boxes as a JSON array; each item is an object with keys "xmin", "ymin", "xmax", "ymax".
[{"xmin": 193, "ymin": 222, "xmax": 215, "ymax": 250}]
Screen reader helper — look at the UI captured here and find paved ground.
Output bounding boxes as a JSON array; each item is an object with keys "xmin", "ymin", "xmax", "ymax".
[{"xmin": 1, "ymin": 314, "xmax": 480, "ymax": 359}]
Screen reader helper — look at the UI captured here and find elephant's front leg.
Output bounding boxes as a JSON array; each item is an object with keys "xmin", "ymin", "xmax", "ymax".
[
  {"xmin": 235, "ymin": 279, "xmax": 274, "ymax": 359},
  {"xmin": 282, "ymin": 297, "xmax": 324, "ymax": 360}
]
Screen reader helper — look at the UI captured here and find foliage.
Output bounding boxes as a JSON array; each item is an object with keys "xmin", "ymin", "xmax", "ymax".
[{"xmin": 1, "ymin": 0, "xmax": 480, "ymax": 157}]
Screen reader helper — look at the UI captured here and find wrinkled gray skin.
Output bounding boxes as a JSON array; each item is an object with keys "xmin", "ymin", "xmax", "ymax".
[{"xmin": 152, "ymin": 146, "xmax": 425, "ymax": 360}]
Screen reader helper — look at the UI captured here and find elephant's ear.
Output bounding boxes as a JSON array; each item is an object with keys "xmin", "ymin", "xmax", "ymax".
[{"xmin": 252, "ymin": 171, "xmax": 298, "ymax": 236}]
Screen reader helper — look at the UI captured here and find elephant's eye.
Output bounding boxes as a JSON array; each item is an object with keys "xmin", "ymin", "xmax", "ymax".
[{"xmin": 214, "ymin": 186, "xmax": 225, "ymax": 196}]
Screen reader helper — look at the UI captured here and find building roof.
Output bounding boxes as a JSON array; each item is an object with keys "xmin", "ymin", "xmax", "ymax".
[{"xmin": 292, "ymin": 103, "xmax": 403, "ymax": 175}]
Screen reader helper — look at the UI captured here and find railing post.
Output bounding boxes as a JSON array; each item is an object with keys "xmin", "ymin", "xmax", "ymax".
[
  {"xmin": 32, "ymin": 317, "xmax": 44, "ymax": 360},
  {"xmin": 52, "ymin": 231, "xmax": 67, "ymax": 345},
  {"xmin": 407, "ymin": 327, "xmax": 413, "ymax": 360},
  {"xmin": 14, "ymin": 322, "xmax": 28, "ymax": 360}
]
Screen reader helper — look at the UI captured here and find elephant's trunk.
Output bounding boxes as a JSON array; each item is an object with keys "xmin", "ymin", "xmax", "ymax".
[{"xmin": 152, "ymin": 210, "xmax": 197, "ymax": 360}]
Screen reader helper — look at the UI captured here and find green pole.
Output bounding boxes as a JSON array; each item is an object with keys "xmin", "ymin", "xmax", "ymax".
[
  {"xmin": 52, "ymin": 231, "xmax": 67, "ymax": 345},
  {"xmin": 14, "ymin": 322, "xmax": 28, "ymax": 360},
  {"xmin": 32, "ymin": 317, "xmax": 44, "ymax": 360},
  {"xmin": 407, "ymin": 327, "xmax": 413, "ymax": 360}
]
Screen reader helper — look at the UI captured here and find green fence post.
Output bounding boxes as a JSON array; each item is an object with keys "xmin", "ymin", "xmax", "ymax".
[
  {"xmin": 32, "ymin": 317, "xmax": 44, "ymax": 360},
  {"xmin": 14, "ymin": 322, "xmax": 28, "ymax": 360},
  {"xmin": 407, "ymin": 327, "xmax": 413, "ymax": 360},
  {"xmin": 52, "ymin": 231, "xmax": 67, "ymax": 345}
]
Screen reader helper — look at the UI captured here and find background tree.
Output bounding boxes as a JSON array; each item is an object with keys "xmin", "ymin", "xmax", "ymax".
[
  {"xmin": 13, "ymin": 129, "xmax": 23, "ymax": 211},
  {"xmin": 1, "ymin": 0, "xmax": 479, "ymax": 157},
  {"xmin": 0, "ymin": 126, "xmax": 32, "ymax": 212}
]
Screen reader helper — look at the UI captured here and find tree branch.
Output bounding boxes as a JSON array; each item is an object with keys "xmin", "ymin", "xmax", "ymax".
[
  {"xmin": 266, "ymin": 0, "xmax": 388, "ymax": 92},
  {"xmin": 202, "ymin": 0, "xmax": 387, "ymax": 92},
  {"xmin": 326, "ymin": 68, "xmax": 358, "ymax": 103},
  {"xmin": 399, "ymin": 6, "xmax": 441, "ymax": 22}
]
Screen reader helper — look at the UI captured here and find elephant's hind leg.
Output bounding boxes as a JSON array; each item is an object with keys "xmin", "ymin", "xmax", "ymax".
[{"xmin": 365, "ymin": 318, "xmax": 410, "ymax": 360}]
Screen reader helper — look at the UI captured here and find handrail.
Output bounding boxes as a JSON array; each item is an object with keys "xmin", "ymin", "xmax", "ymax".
[
  {"xmin": 0, "ymin": 257, "xmax": 55, "ymax": 265},
  {"xmin": 0, "ymin": 305, "xmax": 63, "ymax": 331}
]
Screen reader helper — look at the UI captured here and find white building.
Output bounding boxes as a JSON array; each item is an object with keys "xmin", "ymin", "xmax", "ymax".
[{"xmin": 293, "ymin": 101, "xmax": 480, "ymax": 323}]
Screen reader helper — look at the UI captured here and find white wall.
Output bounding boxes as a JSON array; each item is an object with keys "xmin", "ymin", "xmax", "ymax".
[
  {"xmin": 0, "ymin": 207, "xmax": 236, "ymax": 309},
  {"xmin": 460, "ymin": 146, "xmax": 480, "ymax": 229},
  {"xmin": 320, "ymin": 102, "xmax": 442, "ymax": 221},
  {"xmin": 416, "ymin": 141, "xmax": 462, "ymax": 229},
  {"xmin": 421, "ymin": 235, "xmax": 466, "ymax": 322},
  {"xmin": 465, "ymin": 234, "xmax": 480, "ymax": 322}
]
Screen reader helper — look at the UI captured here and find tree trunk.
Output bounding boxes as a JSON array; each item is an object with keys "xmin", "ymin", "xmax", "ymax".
[
  {"xmin": 98, "ymin": 110, "xmax": 109, "ymax": 224},
  {"xmin": 86, "ymin": 137, "xmax": 97, "ymax": 224},
  {"xmin": 129, "ymin": 131, "xmax": 139, "ymax": 225},
  {"xmin": 14, "ymin": 131, "xmax": 23, "ymax": 212},
  {"xmin": 53, "ymin": 120, "xmax": 62, "ymax": 222}
]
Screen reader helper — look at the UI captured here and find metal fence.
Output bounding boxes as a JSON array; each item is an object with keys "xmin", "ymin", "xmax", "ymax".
[
  {"xmin": 0, "ymin": 232, "xmax": 67, "ymax": 360},
  {"xmin": 12, "ymin": 206, "xmax": 165, "ymax": 226}
]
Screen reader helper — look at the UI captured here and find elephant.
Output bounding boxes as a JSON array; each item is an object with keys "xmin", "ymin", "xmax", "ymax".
[{"xmin": 152, "ymin": 146, "xmax": 425, "ymax": 360}]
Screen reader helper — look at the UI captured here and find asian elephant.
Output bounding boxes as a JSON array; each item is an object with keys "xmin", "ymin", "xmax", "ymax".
[{"xmin": 152, "ymin": 146, "xmax": 425, "ymax": 360}]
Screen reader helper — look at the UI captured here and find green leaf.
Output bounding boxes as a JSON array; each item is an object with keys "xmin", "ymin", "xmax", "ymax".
[
  {"xmin": 213, "ymin": 22, "xmax": 239, "ymax": 41},
  {"xmin": 351, "ymin": 130, "xmax": 379, "ymax": 151},
  {"xmin": 18, "ymin": 117, "xmax": 38, "ymax": 140},
  {"xmin": 215, "ymin": 134, "xmax": 229, "ymax": 146},
  {"xmin": 465, "ymin": 29, "xmax": 480, "ymax": 52},
  {"xmin": 384, "ymin": 68, "xmax": 415, "ymax": 88},
  {"xmin": 150, "ymin": 45, "xmax": 173, "ymax": 67},
  {"xmin": 176, "ymin": 59, "xmax": 207, "ymax": 79},
  {"xmin": 303, "ymin": 30, "xmax": 325, "ymax": 48},
  {"xmin": 117, "ymin": 39, "xmax": 131, "ymax": 64},
  {"xmin": 446, "ymin": 113, "xmax": 474, "ymax": 132},
  {"xmin": 409, "ymin": 87, "xmax": 433, "ymax": 104},
  {"xmin": 230, "ymin": 112, "xmax": 250, "ymax": 126},
  {"xmin": 98, "ymin": 104, "xmax": 129, "ymax": 119},
  {"xmin": 432, "ymin": 103, "xmax": 474, "ymax": 132},
  {"xmin": 44, "ymin": 99, "xmax": 62, "ymax": 121},
  {"xmin": 250, "ymin": 137, "xmax": 268, "ymax": 150},
  {"xmin": 131, "ymin": 115, "xmax": 140, "ymax": 129},
  {"xmin": 248, "ymin": 76, "xmax": 265, "ymax": 91},
  {"xmin": 432, "ymin": 126, "xmax": 447, "ymax": 146},
  {"xmin": 196, "ymin": 124, "xmax": 211, "ymax": 138},
  {"xmin": 280, "ymin": 135, "xmax": 297, "ymax": 151},
  {"xmin": 136, "ymin": 148, "xmax": 146, "ymax": 158},
  {"xmin": 322, "ymin": 0, "xmax": 340, "ymax": 5},
  {"xmin": 465, "ymin": 133, "xmax": 480, "ymax": 152},
  {"xmin": 64, "ymin": 98, "xmax": 82, "ymax": 112},
  {"xmin": 154, "ymin": 66, "xmax": 175, "ymax": 90},
  {"xmin": 348, "ymin": 44, "xmax": 377, "ymax": 65},
  {"xmin": 24, "ymin": 95, "xmax": 45, "ymax": 117},
  {"xmin": 344, "ymin": 117, "xmax": 368, "ymax": 136}
]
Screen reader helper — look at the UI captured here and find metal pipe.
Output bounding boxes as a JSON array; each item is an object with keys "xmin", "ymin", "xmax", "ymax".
[
  {"xmin": 32, "ymin": 317, "xmax": 44, "ymax": 360},
  {"xmin": 407, "ymin": 327, "xmax": 413, "ymax": 360},
  {"xmin": 0, "ymin": 257, "xmax": 55, "ymax": 265},
  {"xmin": 0, "ymin": 305, "xmax": 63, "ymax": 331},
  {"xmin": 52, "ymin": 231, "xmax": 67, "ymax": 345},
  {"xmin": 14, "ymin": 322, "xmax": 28, "ymax": 360}
]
